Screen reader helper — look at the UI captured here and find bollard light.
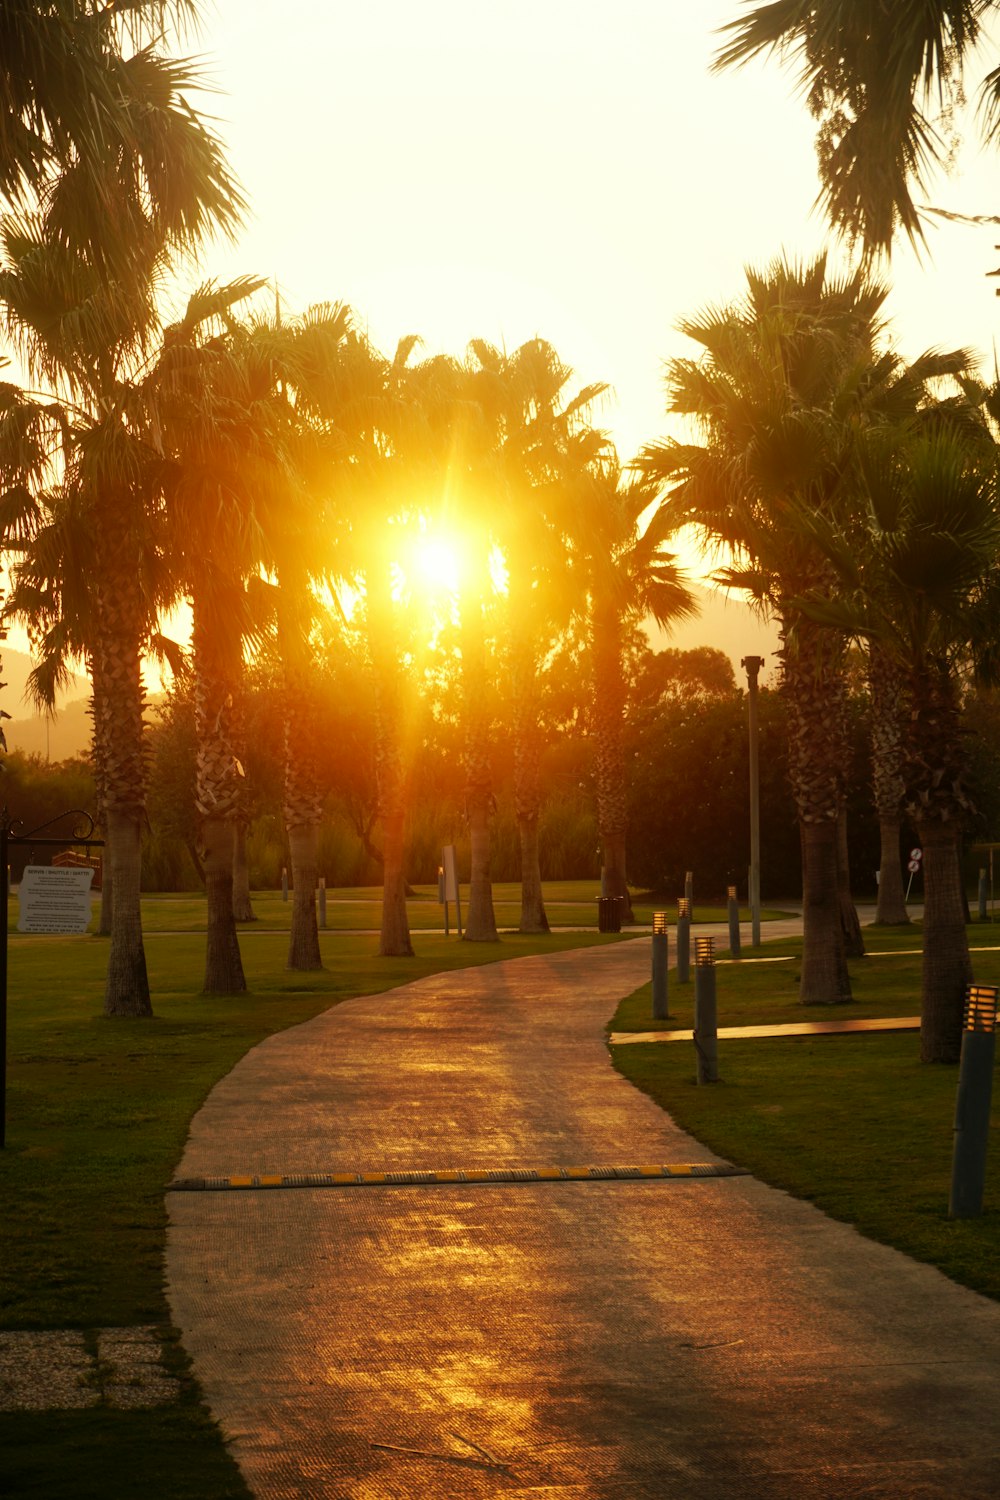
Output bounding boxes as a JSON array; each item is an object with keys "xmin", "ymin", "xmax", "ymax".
[
  {"xmin": 651, "ymin": 913, "xmax": 669, "ymax": 1019},
  {"xmin": 727, "ymin": 885, "xmax": 737, "ymax": 900},
  {"xmin": 693, "ymin": 934, "xmax": 718, "ymax": 1083},
  {"xmin": 727, "ymin": 885, "xmax": 742, "ymax": 960},
  {"xmin": 949, "ymin": 982, "xmax": 999, "ymax": 1218},
  {"xmin": 676, "ymin": 898, "xmax": 691, "ymax": 984},
  {"xmin": 965, "ymin": 985, "xmax": 998, "ymax": 1032},
  {"xmin": 694, "ymin": 935, "xmax": 715, "ymax": 967}
]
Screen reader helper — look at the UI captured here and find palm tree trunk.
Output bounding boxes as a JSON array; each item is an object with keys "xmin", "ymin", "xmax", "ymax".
[
  {"xmin": 232, "ymin": 819, "xmax": 256, "ymax": 922},
  {"xmin": 511, "ymin": 625, "xmax": 549, "ymax": 934},
  {"xmin": 591, "ymin": 602, "xmax": 634, "ymax": 923},
  {"xmin": 202, "ymin": 817, "xmax": 246, "ymax": 993},
  {"xmin": 875, "ymin": 814, "xmax": 909, "ymax": 924},
  {"xmin": 101, "ymin": 806, "xmax": 150, "ymax": 1014},
  {"xmin": 461, "ymin": 593, "xmax": 498, "ymax": 942},
  {"xmin": 90, "ymin": 579, "xmax": 151, "ymax": 1018},
  {"xmin": 368, "ymin": 565, "xmax": 413, "ymax": 957},
  {"xmin": 916, "ymin": 818, "xmax": 972, "ymax": 1064},
  {"xmin": 286, "ymin": 821, "xmax": 322, "ymax": 969},
  {"xmin": 781, "ymin": 611, "xmax": 851, "ymax": 1005},
  {"xmin": 800, "ymin": 819, "xmax": 852, "ymax": 1004},
  {"xmin": 193, "ymin": 593, "xmax": 247, "ymax": 995},
  {"xmin": 517, "ymin": 816, "xmax": 549, "ymax": 934},
  {"xmin": 837, "ymin": 808, "xmax": 865, "ymax": 958},
  {"xmin": 869, "ymin": 644, "xmax": 910, "ymax": 925},
  {"xmin": 278, "ymin": 584, "xmax": 324, "ymax": 971}
]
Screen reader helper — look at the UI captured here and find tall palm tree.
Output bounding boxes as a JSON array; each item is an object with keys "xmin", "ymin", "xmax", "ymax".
[
  {"xmin": 0, "ymin": 26, "xmax": 243, "ymax": 1015},
  {"xmin": 1, "ymin": 3, "xmax": 243, "ymax": 280},
  {"xmin": 572, "ymin": 459, "xmax": 695, "ymax": 923},
  {"xmin": 794, "ymin": 427, "xmax": 1000, "ymax": 1061},
  {"xmin": 716, "ymin": 2, "xmax": 997, "ymax": 259},
  {"xmin": 644, "ymin": 255, "xmax": 901, "ymax": 1001},
  {"xmin": 466, "ymin": 337, "xmax": 609, "ymax": 934}
]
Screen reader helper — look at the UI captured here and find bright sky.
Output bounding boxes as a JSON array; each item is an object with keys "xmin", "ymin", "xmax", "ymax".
[
  {"xmin": 18, "ymin": 2, "xmax": 1000, "ymax": 704},
  {"xmin": 174, "ymin": 1, "xmax": 1000, "ymax": 674}
]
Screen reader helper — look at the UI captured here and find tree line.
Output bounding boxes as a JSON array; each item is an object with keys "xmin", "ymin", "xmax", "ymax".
[{"xmin": 3, "ymin": 4, "xmax": 1000, "ymax": 1065}]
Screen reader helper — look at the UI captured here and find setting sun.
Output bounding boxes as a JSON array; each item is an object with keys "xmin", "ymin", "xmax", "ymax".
[{"xmin": 412, "ymin": 534, "xmax": 461, "ymax": 595}]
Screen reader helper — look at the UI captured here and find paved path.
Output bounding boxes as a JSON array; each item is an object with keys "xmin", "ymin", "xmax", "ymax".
[{"xmin": 166, "ymin": 924, "xmax": 1000, "ymax": 1499}]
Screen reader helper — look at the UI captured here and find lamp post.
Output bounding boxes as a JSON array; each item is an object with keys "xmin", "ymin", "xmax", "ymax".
[
  {"xmin": 693, "ymin": 935, "xmax": 718, "ymax": 1084},
  {"xmin": 949, "ymin": 983, "xmax": 999, "ymax": 1218},
  {"xmin": 676, "ymin": 896, "xmax": 691, "ymax": 983},
  {"xmin": 651, "ymin": 912, "xmax": 669, "ymax": 1019},
  {"xmin": 741, "ymin": 655, "xmax": 765, "ymax": 947}
]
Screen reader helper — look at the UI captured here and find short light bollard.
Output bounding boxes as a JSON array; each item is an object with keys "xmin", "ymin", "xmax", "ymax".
[
  {"xmin": 318, "ymin": 876, "xmax": 327, "ymax": 929},
  {"xmin": 676, "ymin": 897, "xmax": 691, "ymax": 984},
  {"xmin": 281, "ymin": 866, "xmax": 288, "ymax": 902},
  {"xmin": 727, "ymin": 884, "xmax": 741, "ymax": 959},
  {"xmin": 693, "ymin": 935, "xmax": 719, "ymax": 1085},
  {"xmin": 651, "ymin": 911, "xmax": 670, "ymax": 1019},
  {"xmin": 949, "ymin": 984, "xmax": 999, "ymax": 1218}
]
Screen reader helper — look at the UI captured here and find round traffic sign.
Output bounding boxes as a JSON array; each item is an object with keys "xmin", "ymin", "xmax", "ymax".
[
  {"xmin": 910, "ymin": 848, "xmax": 922, "ymax": 861},
  {"xmin": 907, "ymin": 860, "xmax": 921, "ymax": 873}
]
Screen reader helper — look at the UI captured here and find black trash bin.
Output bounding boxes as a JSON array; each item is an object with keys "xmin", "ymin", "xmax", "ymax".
[{"xmin": 598, "ymin": 896, "xmax": 622, "ymax": 933}]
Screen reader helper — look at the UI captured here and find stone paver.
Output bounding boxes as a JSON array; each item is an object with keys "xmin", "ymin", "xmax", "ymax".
[
  {"xmin": 166, "ymin": 927, "xmax": 1000, "ymax": 1499},
  {"xmin": 0, "ymin": 1326, "xmax": 180, "ymax": 1410}
]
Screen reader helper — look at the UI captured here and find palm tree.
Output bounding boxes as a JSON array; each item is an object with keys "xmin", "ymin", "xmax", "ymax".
[
  {"xmin": 715, "ymin": 3, "xmax": 997, "ymax": 259},
  {"xmin": 0, "ymin": 25, "xmax": 243, "ymax": 1015},
  {"xmin": 572, "ymin": 459, "xmax": 696, "ymax": 923},
  {"xmin": 466, "ymin": 337, "xmax": 609, "ymax": 934},
  {"xmin": 1, "ymin": 3, "xmax": 243, "ymax": 280},
  {"xmin": 868, "ymin": 641, "xmax": 912, "ymax": 924},
  {"xmin": 644, "ymin": 255, "xmax": 903, "ymax": 1001},
  {"xmin": 794, "ymin": 428, "xmax": 1000, "ymax": 1061}
]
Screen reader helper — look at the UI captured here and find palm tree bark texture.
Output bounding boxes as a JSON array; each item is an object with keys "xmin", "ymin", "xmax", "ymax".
[
  {"xmin": 908, "ymin": 663, "xmax": 974, "ymax": 1064},
  {"xmin": 89, "ymin": 533, "xmax": 152, "ymax": 1018},
  {"xmin": 367, "ymin": 564, "xmax": 414, "ymax": 958},
  {"xmin": 868, "ymin": 643, "xmax": 911, "ymax": 926},
  {"xmin": 590, "ymin": 601, "xmax": 634, "ymax": 924},
  {"xmin": 510, "ymin": 616, "xmax": 550, "ymax": 935},
  {"xmin": 460, "ymin": 591, "xmax": 499, "ymax": 942},
  {"xmin": 192, "ymin": 599, "xmax": 247, "ymax": 995},
  {"xmin": 780, "ymin": 613, "xmax": 852, "ymax": 1005}
]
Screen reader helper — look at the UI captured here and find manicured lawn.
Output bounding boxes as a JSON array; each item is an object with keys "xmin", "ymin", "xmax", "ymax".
[
  {"xmin": 610, "ymin": 919, "xmax": 1000, "ymax": 1303},
  {"xmin": 0, "ymin": 911, "xmax": 623, "ymax": 1497},
  {"xmin": 49, "ymin": 881, "xmax": 794, "ymax": 934}
]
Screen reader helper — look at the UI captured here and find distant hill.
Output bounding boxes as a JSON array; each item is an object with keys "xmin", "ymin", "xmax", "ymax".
[{"xmin": 1, "ymin": 647, "xmax": 91, "ymax": 761}]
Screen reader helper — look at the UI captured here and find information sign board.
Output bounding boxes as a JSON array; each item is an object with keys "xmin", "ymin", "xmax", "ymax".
[{"xmin": 18, "ymin": 865, "xmax": 94, "ymax": 934}]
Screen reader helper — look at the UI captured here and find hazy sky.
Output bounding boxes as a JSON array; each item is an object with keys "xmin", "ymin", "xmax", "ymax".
[
  {"xmin": 17, "ymin": 2, "xmax": 1000, "ymax": 714},
  {"xmin": 170, "ymin": 2, "xmax": 999, "ymax": 670},
  {"xmin": 189, "ymin": 2, "xmax": 1000, "ymax": 450}
]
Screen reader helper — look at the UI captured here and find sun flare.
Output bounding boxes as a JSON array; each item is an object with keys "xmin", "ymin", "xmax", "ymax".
[{"xmin": 412, "ymin": 535, "xmax": 462, "ymax": 595}]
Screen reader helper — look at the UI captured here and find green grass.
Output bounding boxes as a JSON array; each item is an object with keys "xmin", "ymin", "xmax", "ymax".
[
  {"xmin": 610, "ymin": 921, "xmax": 1000, "ymax": 1304},
  {"xmin": 0, "ymin": 909, "xmax": 624, "ymax": 1497},
  {"xmin": 25, "ymin": 880, "xmax": 794, "ymax": 935}
]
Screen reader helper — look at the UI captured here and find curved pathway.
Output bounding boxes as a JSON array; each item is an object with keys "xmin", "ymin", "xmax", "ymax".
[{"xmin": 167, "ymin": 928, "xmax": 1000, "ymax": 1498}]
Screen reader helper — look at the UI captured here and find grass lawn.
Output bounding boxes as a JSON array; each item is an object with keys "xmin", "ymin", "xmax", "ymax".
[
  {"xmin": 610, "ymin": 918, "xmax": 1000, "ymax": 1307},
  {"xmin": 1, "ymin": 907, "xmax": 624, "ymax": 1498},
  {"xmin": 85, "ymin": 880, "xmax": 794, "ymax": 934}
]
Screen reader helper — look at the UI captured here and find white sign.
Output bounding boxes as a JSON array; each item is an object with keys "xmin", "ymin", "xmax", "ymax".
[
  {"xmin": 910, "ymin": 848, "xmax": 922, "ymax": 862},
  {"xmin": 442, "ymin": 844, "xmax": 459, "ymax": 902},
  {"xmin": 907, "ymin": 860, "xmax": 921, "ymax": 874},
  {"xmin": 18, "ymin": 865, "xmax": 94, "ymax": 934}
]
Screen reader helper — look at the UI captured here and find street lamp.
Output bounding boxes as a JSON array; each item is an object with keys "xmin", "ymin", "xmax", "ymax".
[{"xmin": 741, "ymin": 655, "xmax": 765, "ymax": 946}]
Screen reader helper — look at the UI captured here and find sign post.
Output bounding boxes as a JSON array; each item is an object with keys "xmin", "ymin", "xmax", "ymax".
[
  {"xmin": 1, "ymin": 810, "xmax": 102, "ymax": 1149},
  {"xmin": 442, "ymin": 845, "xmax": 462, "ymax": 938}
]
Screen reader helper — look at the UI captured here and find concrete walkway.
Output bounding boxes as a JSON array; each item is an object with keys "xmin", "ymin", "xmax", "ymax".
[{"xmin": 166, "ymin": 925, "xmax": 1000, "ymax": 1499}]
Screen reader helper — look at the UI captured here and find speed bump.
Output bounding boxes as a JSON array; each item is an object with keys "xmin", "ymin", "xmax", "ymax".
[{"xmin": 167, "ymin": 1163, "xmax": 746, "ymax": 1193}]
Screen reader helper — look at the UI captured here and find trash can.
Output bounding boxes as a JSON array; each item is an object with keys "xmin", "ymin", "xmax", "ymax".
[{"xmin": 598, "ymin": 896, "xmax": 622, "ymax": 933}]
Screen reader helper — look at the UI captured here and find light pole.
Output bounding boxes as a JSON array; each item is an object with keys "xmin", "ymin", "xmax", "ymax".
[{"xmin": 741, "ymin": 655, "xmax": 765, "ymax": 947}]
